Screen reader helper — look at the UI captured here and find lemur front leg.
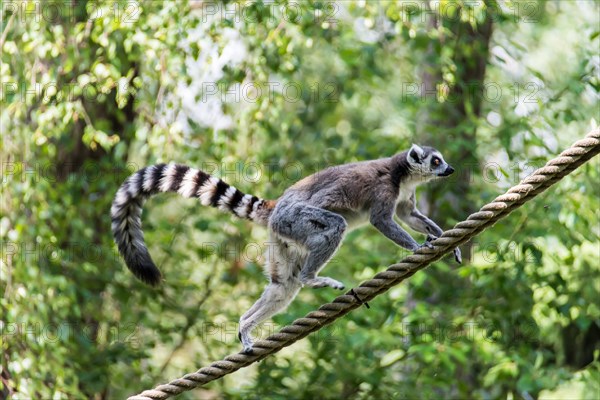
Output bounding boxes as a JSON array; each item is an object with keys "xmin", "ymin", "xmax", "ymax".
[
  {"xmin": 370, "ymin": 202, "xmax": 432, "ymax": 252},
  {"xmin": 397, "ymin": 205, "xmax": 462, "ymax": 264}
]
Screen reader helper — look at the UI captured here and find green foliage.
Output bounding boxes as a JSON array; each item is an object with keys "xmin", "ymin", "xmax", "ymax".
[{"xmin": 2, "ymin": 1, "xmax": 599, "ymax": 399}]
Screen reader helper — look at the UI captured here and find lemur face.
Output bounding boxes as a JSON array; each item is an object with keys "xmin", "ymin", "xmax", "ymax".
[{"xmin": 407, "ymin": 144, "xmax": 455, "ymax": 179}]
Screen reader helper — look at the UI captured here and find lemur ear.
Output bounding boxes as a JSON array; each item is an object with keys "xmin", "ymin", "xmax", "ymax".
[{"xmin": 409, "ymin": 144, "xmax": 424, "ymax": 163}]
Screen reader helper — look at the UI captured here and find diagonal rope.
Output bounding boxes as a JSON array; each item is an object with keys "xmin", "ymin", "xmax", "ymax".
[{"xmin": 129, "ymin": 129, "xmax": 600, "ymax": 400}]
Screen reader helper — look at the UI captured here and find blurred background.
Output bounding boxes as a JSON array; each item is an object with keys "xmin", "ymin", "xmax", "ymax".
[{"xmin": 1, "ymin": 1, "xmax": 599, "ymax": 399}]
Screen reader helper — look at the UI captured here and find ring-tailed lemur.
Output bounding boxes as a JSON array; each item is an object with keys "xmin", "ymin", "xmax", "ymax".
[{"xmin": 111, "ymin": 144, "xmax": 461, "ymax": 353}]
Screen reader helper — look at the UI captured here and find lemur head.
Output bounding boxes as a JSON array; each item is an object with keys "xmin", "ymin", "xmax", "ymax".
[{"xmin": 407, "ymin": 144, "xmax": 455, "ymax": 180}]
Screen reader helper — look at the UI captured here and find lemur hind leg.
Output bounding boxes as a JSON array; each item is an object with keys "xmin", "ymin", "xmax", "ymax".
[
  {"xmin": 238, "ymin": 235, "xmax": 303, "ymax": 353},
  {"xmin": 238, "ymin": 280, "xmax": 302, "ymax": 353},
  {"xmin": 271, "ymin": 202, "xmax": 347, "ymax": 290},
  {"xmin": 238, "ymin": 204, "xmax": 347, "ymax": 353}
]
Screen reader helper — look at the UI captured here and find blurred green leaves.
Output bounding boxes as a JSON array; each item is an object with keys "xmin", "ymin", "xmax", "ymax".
[{"xmin": 2, "ymin": 1, "xmax": 599, "ymax": 399}]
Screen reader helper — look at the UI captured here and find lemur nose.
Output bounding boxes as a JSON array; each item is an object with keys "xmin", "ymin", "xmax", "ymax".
[{"xmin": 446, "ymin": 166, "xmax": 455, "ymax": 175}]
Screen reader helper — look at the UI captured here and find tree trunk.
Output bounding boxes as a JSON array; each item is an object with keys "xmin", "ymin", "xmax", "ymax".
[{"xmin": 418, "ymin": 7, "xmax": 494, "ymax": 262}]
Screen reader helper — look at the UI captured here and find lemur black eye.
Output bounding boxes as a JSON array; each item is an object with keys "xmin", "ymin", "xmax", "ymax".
[{"xmin": 432, "ymin": 157, "xmax": 440, "ymax": 166}]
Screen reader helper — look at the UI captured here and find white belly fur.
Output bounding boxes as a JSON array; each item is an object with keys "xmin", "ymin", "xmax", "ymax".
[{"xmin": 337, "ymin": 209, "xmax": 370, "ymax": 231}]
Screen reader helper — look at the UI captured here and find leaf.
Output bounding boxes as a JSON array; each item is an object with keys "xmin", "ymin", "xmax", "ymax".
[{"xmin": 380, "ymin": 349, "xmax": 406, "ymax": 367}]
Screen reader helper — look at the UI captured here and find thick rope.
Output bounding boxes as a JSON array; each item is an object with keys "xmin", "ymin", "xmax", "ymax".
[{"xmin": 129, "ymin": 129, "xmax": 600, "ymax": 400}]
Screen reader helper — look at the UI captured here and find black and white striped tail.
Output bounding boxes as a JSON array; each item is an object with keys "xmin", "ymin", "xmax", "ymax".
[{"xmin": 111, "ymin": 163, "xmax": 273, "ymax": 285}]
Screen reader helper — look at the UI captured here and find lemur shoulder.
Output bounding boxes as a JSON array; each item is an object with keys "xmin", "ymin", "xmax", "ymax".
[{"xmin": 111, "ymin": 144, "xmax": 461, "ymax": 353}]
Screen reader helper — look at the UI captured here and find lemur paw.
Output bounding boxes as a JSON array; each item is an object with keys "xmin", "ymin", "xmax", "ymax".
[
  {"xmin": 303, "ymin": 277, "xmax": 345, "ymax": 290},
  {"xmin": 425, "ymin": 235, "xmax": 461, "ymax": 264},
  {"xmin": 418, "ymin": 241, "xmax": 434, "ymax": 250},
  {"xmin": 238, "ymin": 330, "xmax": 254, "ymax": 354},
  {"xmin": 454, "ymin": 247, "xmax": 462, "ymax": 264}
]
